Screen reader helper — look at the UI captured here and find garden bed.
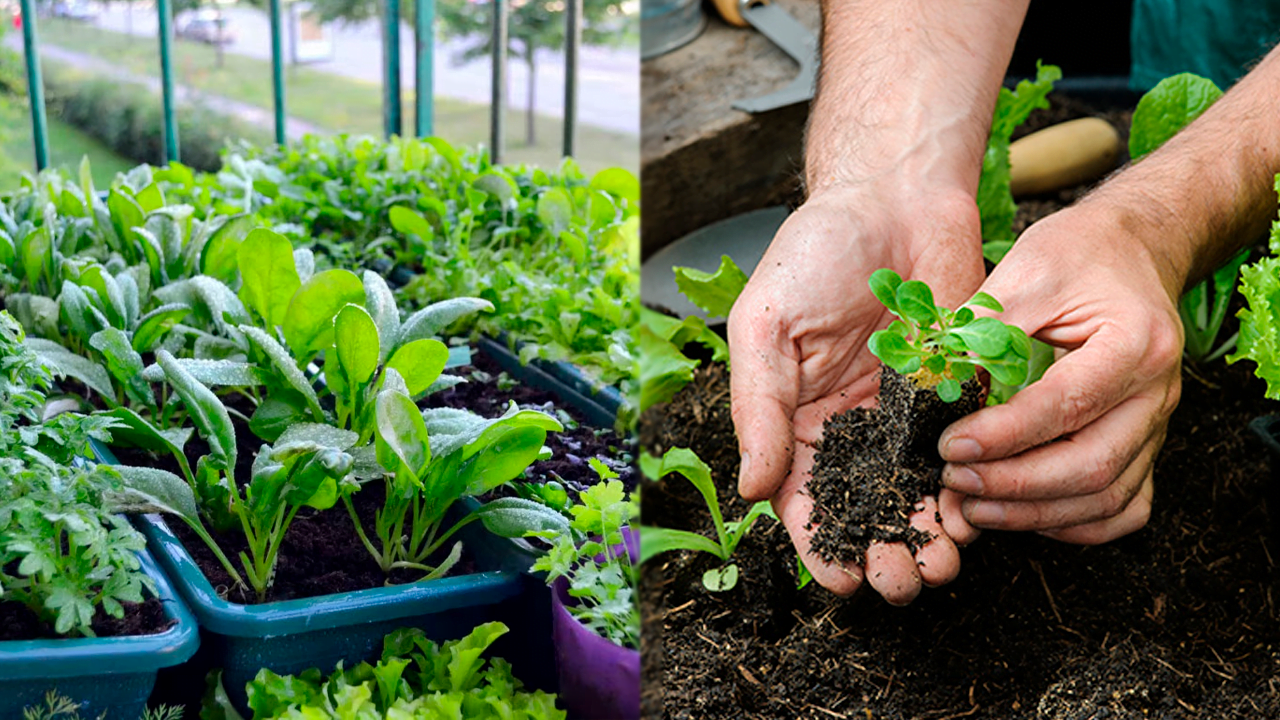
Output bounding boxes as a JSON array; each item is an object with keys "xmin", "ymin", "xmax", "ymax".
[
  {"xmin": 643, "ymin": 354, "xmax": 1280, "ymax": 719},
  {"xmin": 640, "ymin": 92, "xmax": 1280, "ymax": 719}
]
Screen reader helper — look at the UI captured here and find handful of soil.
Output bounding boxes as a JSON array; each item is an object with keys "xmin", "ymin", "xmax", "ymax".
[{"xmin": 807, "ymin": 365, "xmax": 985, "ymax": 566}]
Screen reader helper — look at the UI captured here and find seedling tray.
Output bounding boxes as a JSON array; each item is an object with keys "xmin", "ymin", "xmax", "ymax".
[
  {"xmin": 89, "ymin": 444, "xmax": 551, "ymax": 715},
  {"xmin": 482, "ymin": 335, "xmax": 625, "ymax": 428},
  {"xmin": 0, "ymin": 550, "xmax": 199, "ymax": 720}
]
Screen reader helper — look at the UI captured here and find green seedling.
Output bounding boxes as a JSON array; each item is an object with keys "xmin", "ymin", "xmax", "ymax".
[
  {"xmin": 866, "ymin": 269, "xmax": 1030, "ymax": 402},
  {"xmin": 637, "ymin": 447, "xmax": 775, "ymax": 592}
]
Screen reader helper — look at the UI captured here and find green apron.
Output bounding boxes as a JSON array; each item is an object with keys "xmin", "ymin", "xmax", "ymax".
[{"xmin": 1131, "ymin": 0, "xmax": 1280, "ymax": 91}]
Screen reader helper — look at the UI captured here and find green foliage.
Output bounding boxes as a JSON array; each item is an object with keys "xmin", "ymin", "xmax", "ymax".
[
  {"xmin": 510, "ymin": 471, "xmax": 639, "ymax": 649},
  {"xmin": 866, "ymin": 269, "xmax": 1030, "ymax": 401},
  {"xmin": 1128, "ymin": 73, "xmax": 1223, "ymax": 161},
  {"xmin": 208, "ymin": 623, "xmax": 564, "ymax": 719},
  {"xmin": 197, "ymin": 135, "xmax": 638, "ymax": 418},
  {"xmin": 1129, "ymin": 72, "xmax": 1244, "ymax": 365},
  {"xmin": 978, "ymin": 61, "xmax": 1061, "ymax": 263},
  {"xmin": 1228, "ymin": 177, "xmax": 1280, "ymax": 395},
  {"xmin": 21, "ymin": 691, "xmax": 183, "ymax": 720},
  {"xmin": 636, "ymin": 447, "xmax": 775, "ymax": 593},
  {"xmin": 0, "ymin": 311, "xmax": 154, "ymax": 638},
  {"xmin": 44, "ymin": 66, "xmax": 270, "ymax": 172},
  {"xmin": 638, "ymin": 255, "xmax": 741, "ymax": 413}
]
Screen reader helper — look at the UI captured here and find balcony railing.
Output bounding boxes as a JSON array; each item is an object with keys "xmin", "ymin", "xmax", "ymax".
[{"xmin": 15, "ymin": 0, "xmax": 585, "ymax": 168}]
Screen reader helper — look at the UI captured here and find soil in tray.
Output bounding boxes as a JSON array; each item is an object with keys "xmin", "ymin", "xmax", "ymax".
[
  {"xmin": 643, "ymin": 93, "xmax": 1280, "ymax": 719},
  {"xmin": 0, "ymin": 597, "xmax": 171, "ymax": 641},
  {"xmin": 110, "ymin": 347, "xmax": 632, "ymax": 604},
  {"xmin": 426, "ymin": 351, "xmax": 637, "ymax": 501}
]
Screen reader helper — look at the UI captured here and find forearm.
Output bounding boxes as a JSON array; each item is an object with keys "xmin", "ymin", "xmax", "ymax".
[
  {"xmin": 1081, "ymin": 45, "xmax": 1280, "ymax": 299},
  {"xmin": 805, "ymin": 0, "xmax": 1030, "ymax": 196}
]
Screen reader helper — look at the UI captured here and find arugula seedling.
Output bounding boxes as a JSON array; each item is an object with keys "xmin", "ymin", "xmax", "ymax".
[
  {"xmin": 113, "ymin": 350, "xmax": 356, "ymax": 603},
  {"xmin": 637, "ymin": 447, "xmax": 775, "ymax": 592},
  {"xmin": 347, "ymin": 372, "xmax": 562, "ymax": 579},
  {"xmin": 866, "ymin": 269, "xmax": 1030, "ymax": 402}
]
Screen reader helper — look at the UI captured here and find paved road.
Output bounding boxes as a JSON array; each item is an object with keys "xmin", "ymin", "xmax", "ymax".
[
  {"xmin": 3, "ymin": 34, "xmax": 326, "ymax": 139},
  {"xmin": 91, "ymin": 2, "xmax": 639, "ymax": 134}
]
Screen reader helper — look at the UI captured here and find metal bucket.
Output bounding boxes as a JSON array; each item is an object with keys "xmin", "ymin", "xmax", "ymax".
[{"xmin": 641, "ymin": 0, "xmax": 706, "ymax": 60}]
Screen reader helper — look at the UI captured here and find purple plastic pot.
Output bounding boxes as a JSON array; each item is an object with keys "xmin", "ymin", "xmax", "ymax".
[{"xmin": 550, "ymin": 529, "xmax": 640, "ymax": 720}]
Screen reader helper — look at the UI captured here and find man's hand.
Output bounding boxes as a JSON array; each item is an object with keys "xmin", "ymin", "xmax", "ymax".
[
  {"xmin": 938, "ymin": 202, "xmax": 1184, "ymax": 544},
  {"xmin": 728, "ymin": 183, "xmax": 986, "ymax": 604}
]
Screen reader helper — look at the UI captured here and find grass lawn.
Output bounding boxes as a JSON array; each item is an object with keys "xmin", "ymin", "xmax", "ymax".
[
  {"xmin": 0, "ymin": 96, "xmax": 135, "ymax": 190},
  {"xmin": 37, "ymin": 17, "xmax": 638, "ymax": 175}
]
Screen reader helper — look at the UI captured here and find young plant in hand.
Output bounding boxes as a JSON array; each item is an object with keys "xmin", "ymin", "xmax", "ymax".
[{"xmin": 866, "ymin": 268, "xmax": 1030, "ymax": 401}]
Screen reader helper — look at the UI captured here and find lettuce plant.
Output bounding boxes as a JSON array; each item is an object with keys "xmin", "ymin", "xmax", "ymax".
[
  {"xmin": 206, "ymin": 622, "xmax": 564, "ymax": 719},
  {"xmin": 866, "ymin": 269, "xmax": 1030, "ymax": 402},
  {"xmin": 978, "ymin": 61, "xmax": 1061, "ymax": 263},
  {"xmin": 638, "ymin": 447, "xmax": 773, "ymax": 593},
  {"xmin": 1228, "ymin": 178, "xmax": 1280, "ymax": 395},
  {"xmin": 1129, "ymin": 72, "xmax": 1251, "ymax": 365},
  {"xmin": 638, "ymin": 254, "xmax": 739, "ymax": 413}
]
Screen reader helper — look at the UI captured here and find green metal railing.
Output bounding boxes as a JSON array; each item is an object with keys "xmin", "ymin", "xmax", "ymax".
[{"xmin": 17, "ymin": 0, "xmax": 585, "ymax": 168}]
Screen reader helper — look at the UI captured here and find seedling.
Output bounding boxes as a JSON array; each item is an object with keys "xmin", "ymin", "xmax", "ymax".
[
  {"xmin": 637, "ymin": 447, "xmax": 775, "ymax": 592},
  {"xmin": 866, "ymin": 269, "xmax": 1030, "ymax": 402}
]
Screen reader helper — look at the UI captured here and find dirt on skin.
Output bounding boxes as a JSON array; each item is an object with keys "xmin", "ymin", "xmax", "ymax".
[
  {"xmin": 642, "ymin": 92, "xmax": 1280, "ymax": 719},
  {"xmin": 807, "ymin": 367, "xmax": 984, "ymax": 567}
]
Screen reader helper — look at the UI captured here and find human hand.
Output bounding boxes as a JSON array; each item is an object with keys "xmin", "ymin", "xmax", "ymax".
[
  {"xmin": 938, "ymin": 201, "xmax": 1184, "ymax": 544},
  {"xmin": 728, "ymin": 183, "xmax": 986, "ymax": 604}
]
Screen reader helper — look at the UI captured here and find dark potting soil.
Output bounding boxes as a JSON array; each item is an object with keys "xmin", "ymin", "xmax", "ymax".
[
  {"xmin": 643, "ymin": 93, "xmax": 1280, "ymax": 718},
  {"xmin": 807, "ymin": 368, "xmax": 985, "ymax": 567},
  {"xmin": 0, "ymin": 597, "xmax": 171, "ymax": 641},
  {"xmin": 110, "ymin": 347, "xmax": 631, "ymax": 604},
  {"xmin": 426, "ymin": 351, "xmax": 638, "ymax": 501},
  {"xmin": 646, "ymin": 355, "xmax": 1280, "ymax": 719},
  {"xmin": 166, "ymin": 479, "xmax": 479, "ymax": 604}
]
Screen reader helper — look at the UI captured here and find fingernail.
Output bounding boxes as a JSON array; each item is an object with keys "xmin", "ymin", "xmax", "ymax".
[
  {"xmin": 944, "ymin": 465, "xmax": 984, "ymax": 495},
  {"xmin": 964, "ymin": 499, "xmax": 1005, "ymax": 527},
  {"xmin": 942, "ymin": 437, "xmax": 982, "ymax": 462},
  {"xmin": 738, "ymin": 451, "xmax": 751, "ymax": 480}
]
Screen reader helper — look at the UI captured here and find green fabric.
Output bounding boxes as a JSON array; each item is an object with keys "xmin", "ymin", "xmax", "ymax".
[{"xmin": 1131, "ymin": 0, "xmax": 1280, "ymax": 91}]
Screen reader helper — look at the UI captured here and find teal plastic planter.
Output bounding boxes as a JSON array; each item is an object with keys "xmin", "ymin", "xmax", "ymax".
[
  {"xmin": 134, "ymin": 513, "xmax": 549, "ymax": 714},
  {"xmin": 0, "ymin": 550, "xmax": 199, "ymax": 720}
]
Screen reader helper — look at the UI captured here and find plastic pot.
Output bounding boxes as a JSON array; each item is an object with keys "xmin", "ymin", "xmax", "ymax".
[
  {"xmin": 0, "ymin": 550, "xmax": 199, "ymax": 720},
  {"xmin": 134, "ymin": 511, "xmax": 551, "ymax": 715},
  {"xmin": 549, "ymin": 529, "xmax": 640, "ymax": 720}
]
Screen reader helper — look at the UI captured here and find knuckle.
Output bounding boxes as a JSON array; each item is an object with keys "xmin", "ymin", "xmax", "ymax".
[{"xmin": 1058, "ymin": 383, "xmax": 1100, "ymax": 432}]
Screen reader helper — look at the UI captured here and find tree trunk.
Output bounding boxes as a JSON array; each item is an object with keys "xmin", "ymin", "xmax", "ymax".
[{"xmin": 525, "ymin": 51, "xmax": 536, "ymax": 146}]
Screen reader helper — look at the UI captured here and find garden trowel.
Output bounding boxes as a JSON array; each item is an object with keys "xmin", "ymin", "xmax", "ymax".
[{"xmin": 712, "ymin": 0, "xmax": 819, "ymax": 113}]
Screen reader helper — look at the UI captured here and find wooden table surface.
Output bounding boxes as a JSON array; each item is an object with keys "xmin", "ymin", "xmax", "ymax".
[{"xmin": 640, "ymin": 0, "xmax": 820, "ymax": 258}]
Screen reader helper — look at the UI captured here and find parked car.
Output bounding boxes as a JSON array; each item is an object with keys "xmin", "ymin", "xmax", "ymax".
[
  {"xmin": 49, "ymin": 0, "xmax": 97, "ymax": 21},
  {"xmin": 176, "ymin": 9, "xmax": 235, "ymax": 45}
]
